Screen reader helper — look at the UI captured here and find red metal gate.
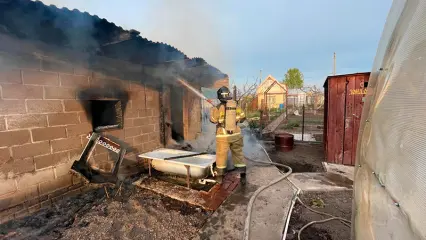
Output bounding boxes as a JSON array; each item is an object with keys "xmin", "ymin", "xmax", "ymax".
[{"xmin": 324, "ymin": 72, "xmax": 370, "ymax": 165}]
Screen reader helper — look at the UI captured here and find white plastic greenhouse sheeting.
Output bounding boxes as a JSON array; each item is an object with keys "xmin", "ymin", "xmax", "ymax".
[{"xmin": 353, "ymin": 0, "xmax": 426, "ymax": 239}]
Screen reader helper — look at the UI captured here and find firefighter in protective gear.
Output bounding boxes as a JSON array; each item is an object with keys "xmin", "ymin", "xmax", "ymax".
[{"xmin": 210, "ymin": 86, "xmax": 246, "ymax": 184}]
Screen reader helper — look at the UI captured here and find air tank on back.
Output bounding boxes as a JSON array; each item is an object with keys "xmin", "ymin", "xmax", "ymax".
[{"xmin": 225, "ymin": 100, "xmax": 237, "ymax": 132}]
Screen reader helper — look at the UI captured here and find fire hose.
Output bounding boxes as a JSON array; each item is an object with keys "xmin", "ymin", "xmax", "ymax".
[
  {"xmin": 243, "ymin": 140, "xmax": 351, "ymax": 240},
  {"xmin": 243, "ymin": 143, "xmax": 293, "ymax": 240},
  {"xmin": 174, "ymin": 78, "xmax": 351, "ymax": 238}
]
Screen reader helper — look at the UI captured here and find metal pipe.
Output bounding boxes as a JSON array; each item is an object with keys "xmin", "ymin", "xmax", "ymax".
[
  {"xmin": 112, "ymin": 148, "xmax": 126, "ymax": 176},
  {"xmin": 285, "ymin": 89, "xmax": 288, "ymax": 120},
  {"xmin": 80, "ymin": 132, "xmax": 101, "ymax": 164},
  {"xmin": 94, "ymin": 124, "xmax": 120, "ymax": 132},
  {"xmin": 185, "ymin": 165, "xmax": 191, "ymax": 188},
  {"xmin": 302, "ymin": 104, "xmax": 305, "ymax": 141},
  {"xmin": 163, "ymin": 152, "xmax": 208, "ymax": 160}
]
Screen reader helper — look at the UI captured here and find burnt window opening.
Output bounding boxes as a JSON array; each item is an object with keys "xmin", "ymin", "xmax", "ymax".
[
  {"xmin": 90, "ymin": 100, "xmax": 124, "ymax": 132},
  {"xmin": 78, "ymin": 85, "xmax": 129, "ymax": 133}
]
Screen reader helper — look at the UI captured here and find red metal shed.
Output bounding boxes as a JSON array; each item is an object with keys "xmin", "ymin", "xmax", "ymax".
[{"xmin": 323, "ymin": 72, "xmax": 370, "ymax": 165}]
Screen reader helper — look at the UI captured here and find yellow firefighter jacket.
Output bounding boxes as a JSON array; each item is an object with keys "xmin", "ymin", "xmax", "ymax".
[{"xmin": 209, "ymin": 103, "xmax": 246, "ymax": 136}]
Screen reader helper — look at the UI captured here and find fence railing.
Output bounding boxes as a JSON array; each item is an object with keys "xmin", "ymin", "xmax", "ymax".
[
  {"xmin": 282, "ymin": 104, "xmax": 324, "ymax": 142},
  {"xmin": 246, "ymin": 104, "xmax": 324, "ymax": 142}
]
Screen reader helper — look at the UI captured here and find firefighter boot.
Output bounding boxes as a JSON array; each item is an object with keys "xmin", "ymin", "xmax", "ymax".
[
  {"xmin": 215, "ymin": 168, "xmax": 225, "ymax": 184},
  {"xmin": 236, "ymin": 166, "xmax": 247, "ymax": 185}
]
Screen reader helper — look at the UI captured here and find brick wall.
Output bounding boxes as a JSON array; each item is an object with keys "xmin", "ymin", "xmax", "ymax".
[{"xmin": 0, "ymin": 43, "xmax": 161, "ymax": 221}]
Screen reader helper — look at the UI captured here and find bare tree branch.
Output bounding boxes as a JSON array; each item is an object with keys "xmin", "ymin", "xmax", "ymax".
[{"xmin": 236, "ymin": 76, "xmax": 260, "ymax": 105}]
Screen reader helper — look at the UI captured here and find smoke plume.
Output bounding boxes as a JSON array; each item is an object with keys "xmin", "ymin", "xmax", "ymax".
[{"xmin": 143, "ymin": 0, "xmax": 231, "ymax": 76}]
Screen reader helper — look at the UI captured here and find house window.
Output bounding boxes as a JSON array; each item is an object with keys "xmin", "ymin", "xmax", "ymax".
[{"xmin": 268, "ymin": 96, "xmax": 276, "ymax": 105}]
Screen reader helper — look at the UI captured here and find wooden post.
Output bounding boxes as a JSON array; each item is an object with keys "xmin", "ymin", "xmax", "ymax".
[
  {"xmin": 333, "ymin": 52, "xmax": 336, "ymax": 75},
  {"xmin": 285, "ymin": 89, "xmax": 288, "ymax": 120}
]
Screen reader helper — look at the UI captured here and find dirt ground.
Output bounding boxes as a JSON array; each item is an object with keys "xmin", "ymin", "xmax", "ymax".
[
  {"xmin": 263, "ymin": 138, "xmax": 353, "ymax": 240},
  {"xmin": 286, "ymin": 191, "xmax": 353, "ymax": 240},
  {"xmin": 0, "ymin": 183, "xmax": 210, "ymax": 240},
  {"xmin": 264, "ymin": 142, "xmax": 325, "ymax": 172}
]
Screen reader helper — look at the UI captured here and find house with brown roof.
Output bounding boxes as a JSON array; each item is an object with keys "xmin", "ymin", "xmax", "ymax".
[{"xmin": 255, "ymin": 75, "xmax": 287, "ymax": 110}]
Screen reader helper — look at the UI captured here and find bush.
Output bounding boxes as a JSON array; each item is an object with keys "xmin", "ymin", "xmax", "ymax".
[
  {"xmin": 248, "ymin": 120, "xmax": 259, "ymax": 129},
  {"xmin": 248, "ymin": 120, "xmax": 267, "ymax": 130}
]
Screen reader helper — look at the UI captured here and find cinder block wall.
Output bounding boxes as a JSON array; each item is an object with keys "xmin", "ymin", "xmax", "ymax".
[{"xmin": 0, "ymin": 41, "xmax": 161, "ymax": 222}]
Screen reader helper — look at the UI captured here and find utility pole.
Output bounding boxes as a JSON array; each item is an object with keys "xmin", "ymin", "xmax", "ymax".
[
  {"xmin": 260, "ymin": 69, "xmax": 262, "ymax": 81},
  {"xmin": 333, "ymin": 52, "xmax": 336, "ymax": 75}
]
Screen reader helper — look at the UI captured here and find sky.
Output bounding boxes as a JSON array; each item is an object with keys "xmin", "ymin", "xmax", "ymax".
[{"xmin": 41, "ymin": 0, "xmax": 393, "ymax": 88}]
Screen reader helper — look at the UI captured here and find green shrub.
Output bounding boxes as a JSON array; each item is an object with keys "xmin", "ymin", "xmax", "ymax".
[
  {"xmin": 282, "ymin": 120, "xmax": 300, "ymax": 129},
  {"xmin": 247, "ymin": 111, "xmax": 261, "ymax": 118},
  {"xmin": 248, "ymin": 120, "xmax": 259, "ymax": 129}
]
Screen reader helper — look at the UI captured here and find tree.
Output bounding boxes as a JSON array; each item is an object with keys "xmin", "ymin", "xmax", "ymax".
[
  {"xmin": 301, "ymin": 85, "xmax": 324, "ymax": 114},
  {"xmin": 236, "ymin": 76, "xmax": 261, "ymax": 112},
  {"xmin": 283, "ymin": 68, "xmax": 304, "ymax": 89}
]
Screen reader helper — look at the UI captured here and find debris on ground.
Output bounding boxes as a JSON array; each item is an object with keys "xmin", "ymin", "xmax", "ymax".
[
  {"xmin": 286, "ymin": 191, "xmax": 352, "ymax": 240},
  {"xmin": 310, "ymin": 198, "xmax": 325, "ymax": 208},
  {"xmin": 0, "ymin": 183, "xmax": 210, "ymax": 240}
]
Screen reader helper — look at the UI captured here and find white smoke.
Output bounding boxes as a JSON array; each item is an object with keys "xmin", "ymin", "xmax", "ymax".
[{"xmin": 143, "ymin": 0, "xmax": 231, "ymax": 76}]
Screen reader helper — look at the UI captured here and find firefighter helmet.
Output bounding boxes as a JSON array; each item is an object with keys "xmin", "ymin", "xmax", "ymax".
[{"xmin": 217, "ymin": 86, "xmax": 232, "ymax": 102}]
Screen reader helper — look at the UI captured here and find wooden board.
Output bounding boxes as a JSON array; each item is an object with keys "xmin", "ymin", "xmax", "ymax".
[
  {"xmin": 343, "ymin": 76, "xmax": 356, "ymax": 165},
  {"xmin": 352, "ymin": 75, "xmax": 367, "ymax": 165},
  {"xmin": 323, "ymin": 82, "xmax": 329, "ymax": 157},
  {"xmin": 335, "ymin": 77, "xmax": 346, "ymax": 164},
  {"xmin": 324, "ymin": 72, "xmax": 370, "ymax": 166},
  {"xmin": 327, "ymin": 78, "xmax": 338, "ymax": 163}
]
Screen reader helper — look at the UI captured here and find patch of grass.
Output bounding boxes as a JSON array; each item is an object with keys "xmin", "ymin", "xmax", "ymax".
[
  {"xmin": 246, "ymin": 111, "xmax": 260, "ymax": 118},
  {"xmin": 282, "ymin": 120, "xmax": 300, "ymax": 129},
  {"xmin": 304, "ymin": 119, "xmax": 324, "ymax": 125},
  {"xmin": 310, "ymin": 198, "xmax": 325, "ymax": 208}
]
